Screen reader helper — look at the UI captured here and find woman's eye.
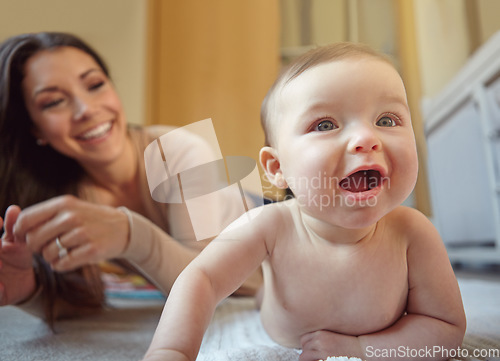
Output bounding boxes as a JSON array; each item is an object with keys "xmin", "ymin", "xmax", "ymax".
[
  {"xmin": 41, "ymin": 99, "xmax": 64, "ymax": 109},
  {"xmin": 89, "ymin": 81, "xmax": 105, "ymax": 91},
  {"xmin": 376, "ymin": 116, "xmax": 397, "ymax": 127},
  {"xmin": 316, "ymin": 120, "xmax": 336, "ymax": 131}
]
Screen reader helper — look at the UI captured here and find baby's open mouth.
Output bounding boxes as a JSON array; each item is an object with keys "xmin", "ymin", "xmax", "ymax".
[{"xmin": 339, "ymin": 170, "xmax": 382, "ymax": 193}]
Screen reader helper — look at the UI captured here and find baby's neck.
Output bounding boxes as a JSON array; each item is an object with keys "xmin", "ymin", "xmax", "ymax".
[{"xmin": 297, "ymin": 205, "xmax": 378, "ymax": 246}]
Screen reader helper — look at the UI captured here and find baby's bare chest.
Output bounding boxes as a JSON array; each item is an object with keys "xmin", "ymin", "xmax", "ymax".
[{"xmin": 261, "ymin": 238, "xmax": 408, "ymax": 346}]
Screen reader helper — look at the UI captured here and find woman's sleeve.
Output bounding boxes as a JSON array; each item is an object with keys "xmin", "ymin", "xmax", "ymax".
[
  {"xmin": 119, "ymin": 207, "xmax": 202, "ymax": 294},
  {"xmin": 127, "ymin": 125, "xmax": 263, "ymax": 295},
  {"xmin": 120, "ymin": 206, "xmax": 262, "ymax": 296}
]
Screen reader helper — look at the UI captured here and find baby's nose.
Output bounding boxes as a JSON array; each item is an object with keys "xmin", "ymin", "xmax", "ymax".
[{"xmin": 347, "ymin": 127, "xmax": 381, "ymax": 153}]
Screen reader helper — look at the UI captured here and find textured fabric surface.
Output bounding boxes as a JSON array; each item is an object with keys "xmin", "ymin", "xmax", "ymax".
[
  {"xmin": 1, "ymin": 278, "xmax": 499, "ymax": 360},
  {"xmin": 198, "ymin": 297, "xmax": 300, "ymax": 361},
  {"xmin": 454, "ymin": 278, "xmax": 500, "ymax": 361},
  {"xmin": 0, "ymin": 298, "xmax": 162, "ymax": 361}
]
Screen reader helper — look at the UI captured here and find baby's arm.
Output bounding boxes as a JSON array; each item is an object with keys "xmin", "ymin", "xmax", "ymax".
[
  {"xmin": 359, "ymin": 209, "xmax": 466, "ymax": 358},
  {"xmin": 301, "ymin": 208, "xmax": 466, "ymax": 361},
  {"xmin": 142, "ymin": 207, "xmax": 271, "ymax": 361}
]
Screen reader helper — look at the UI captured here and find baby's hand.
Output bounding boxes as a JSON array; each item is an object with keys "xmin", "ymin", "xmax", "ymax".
[{"xmin": 299, "ymin": 330, "xmax": 364, "ymax": 361}]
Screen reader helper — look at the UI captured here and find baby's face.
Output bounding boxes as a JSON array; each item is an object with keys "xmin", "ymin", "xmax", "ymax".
[{"xmin": 273, "ymin": 57, "xmax": 418, "ymax": 228}]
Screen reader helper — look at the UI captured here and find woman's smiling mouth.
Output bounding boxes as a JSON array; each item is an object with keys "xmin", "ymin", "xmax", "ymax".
[{"xmin": 77, "ymin": 121, "xmax": 113, "ymax": 141}]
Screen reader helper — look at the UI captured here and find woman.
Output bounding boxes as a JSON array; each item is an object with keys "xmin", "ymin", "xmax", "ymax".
[{"xmin": 0, "ymin": 32, "xmax": 261, "ymax": 325}]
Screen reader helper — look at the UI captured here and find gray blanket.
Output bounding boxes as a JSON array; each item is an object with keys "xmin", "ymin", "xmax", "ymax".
[{"xmin": 1, "ymin": 279, "xmax": 499, "ymax": 361}]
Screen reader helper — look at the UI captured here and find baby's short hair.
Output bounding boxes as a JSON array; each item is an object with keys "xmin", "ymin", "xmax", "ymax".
[{"xmin": 260, "ymin": 42, "xmax": 393, "ymax": 147}]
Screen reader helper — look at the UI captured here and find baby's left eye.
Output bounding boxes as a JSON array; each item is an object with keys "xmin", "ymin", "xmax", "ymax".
[
  {"xmin": 376, "ymin": 116, "xmax": 397, "ymax": 127},
  {"xmin": 316, "ymin": 120, "xmax": 336, "ymax": 131}
]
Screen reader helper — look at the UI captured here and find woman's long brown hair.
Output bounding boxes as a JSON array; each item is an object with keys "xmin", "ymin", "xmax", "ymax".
[{"xmin": 0, "ymin": 32, "xmax": 109, "ymax": 326}]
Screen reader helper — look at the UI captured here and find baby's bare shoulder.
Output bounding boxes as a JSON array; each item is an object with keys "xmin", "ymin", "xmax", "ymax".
[
  {"xmin": 253, "ymin": 199, "xmax": 300, "ymax": 250},
  {"xmin": 385, "ymin": 206, "xmax": 434, "ymax": 232},
  {"xmin": 235, "ymin": 199, "xmax": 295, "ymax": 236},
  {"xmin": 385, "ymin": 206, "xmax": 443, "ymax": 254},
  {"xmin": 260, "ymin": 198, "xmax": 296, "ymax": 222}
]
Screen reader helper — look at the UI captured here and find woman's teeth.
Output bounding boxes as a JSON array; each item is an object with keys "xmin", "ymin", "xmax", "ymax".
[{"xmin": 79, "ymin": 122, "xmax": 112, "ymax": 140}]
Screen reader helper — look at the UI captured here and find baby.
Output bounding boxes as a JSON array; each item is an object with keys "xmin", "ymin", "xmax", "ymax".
[{"xmin": 142, "ymin": 43, "xmax": 466, "ymax": 361}]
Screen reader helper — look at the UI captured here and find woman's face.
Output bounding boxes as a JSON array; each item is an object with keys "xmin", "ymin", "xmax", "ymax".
[{"xmin": 22, "ymin": 46, "xmax": 128, "ymax": 168}]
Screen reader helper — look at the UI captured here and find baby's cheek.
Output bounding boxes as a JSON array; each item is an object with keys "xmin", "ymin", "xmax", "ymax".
[
  {"xmin": 408, "ymin": 149, "xmax": 419, "ymax": 182},
  {"xmin": 398, "ymin": 151, "xmax": 419, "ymax": 196}
]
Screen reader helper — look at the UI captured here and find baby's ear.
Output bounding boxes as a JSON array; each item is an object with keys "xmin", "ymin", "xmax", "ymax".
[{"xmin": 259, "ymin": 146, "xmax": 288, "ymax": 189}]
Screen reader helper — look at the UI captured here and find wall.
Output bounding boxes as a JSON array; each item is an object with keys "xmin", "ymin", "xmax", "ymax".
[
  {"xmin": 280, "ymin": 0, "xmax": 396, "ymax": 60},
  {"xmin": 146, "ymin": 0, "xmax": 281, "ymax": 196},
  {"xmin": 0, "ymin": 0, "xmax": 146, "ymax": 125},
  {"xmin": 413, "ymin": 0, "xmax": 471, "ymax": 100},
  {"xmin": 281, "ymin": 0, "xmax": 347, "ymax": 50},
  {"xmin": 477, "ymin": 0, "xmax": 500, "ymax": 42},
  {"xmin": 414, "ymin": 0, "xmax": 500, "ymax": 101}
]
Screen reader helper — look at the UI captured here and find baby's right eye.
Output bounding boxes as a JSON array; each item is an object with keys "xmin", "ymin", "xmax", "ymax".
[{"xmin": 316, "ymin": 120, "xmax": 336, "ymax": 131}]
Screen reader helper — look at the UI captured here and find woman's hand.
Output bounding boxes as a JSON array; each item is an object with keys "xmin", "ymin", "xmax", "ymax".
[
  {"xmin": 13, "ymin": 195, "xmax": 130, "ymax": 272},
  {"xmin": 0, "ymin": 206, "xmax": 37, "ymax": 305},
  {"xmin": 300, "ymin": 330, "xmax": 365, "ymax": 361}
]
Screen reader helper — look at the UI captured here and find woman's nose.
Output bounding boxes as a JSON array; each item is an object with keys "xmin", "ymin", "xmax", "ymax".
[
  {"xmin": 347, "ymin": 126, "xmax": 382, "ymax": 154},
  {"xmin": 72, "ymin": 96, "xmax": 95, "ymax": 121}
]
